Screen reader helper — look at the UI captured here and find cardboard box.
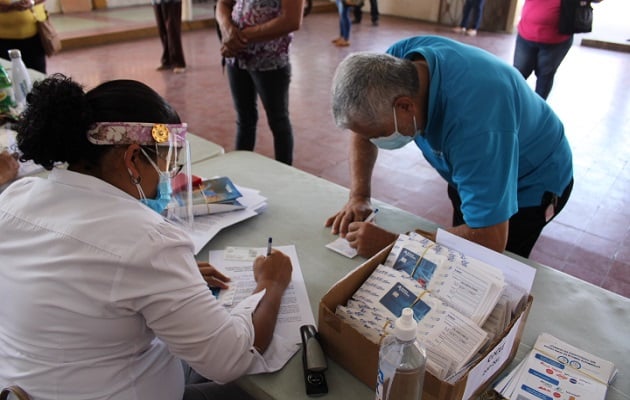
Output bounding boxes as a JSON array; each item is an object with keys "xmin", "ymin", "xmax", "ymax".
[{"xmin": 318, "ymin": 244, "xmax": 533, "ymax": 400}]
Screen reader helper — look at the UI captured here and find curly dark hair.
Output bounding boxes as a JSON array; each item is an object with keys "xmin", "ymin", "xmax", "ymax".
[{"xmin": 16, "ymin": 73, "xmax": 181, "ymax": 170}]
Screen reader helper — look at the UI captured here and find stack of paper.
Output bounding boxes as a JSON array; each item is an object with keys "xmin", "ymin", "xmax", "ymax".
[
  {"xmin": 207, "ymin": 245, "xmax": 316, "ymax": 373},
  {"xmin": 171, "ymin": 176, "xmax": 247, "ymax": 216},
  {"xmin": 184, "ymin": 185, "xmax": 268, "ymax": 254},
  {"xmin": 494, "ymin": 333, "xmax": 618, "ymax": 400}
]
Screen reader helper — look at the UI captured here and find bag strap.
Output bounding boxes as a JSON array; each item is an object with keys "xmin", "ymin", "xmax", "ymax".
[
  {"xmin": 0, "ymin": 386, "xmax": 32, "ymax": 400},
  {"xmin": 29, "ymin": 5, "xmax": 48, "ymax": 23}
]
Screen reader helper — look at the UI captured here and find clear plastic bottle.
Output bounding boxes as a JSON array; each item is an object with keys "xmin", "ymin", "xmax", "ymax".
[
  {"xmin": 8, "ymin": 49, "xmax": 32, "ymax": 110},
  {"xmin": 0, "ymin": 64, "xmax": 15, "ymax": 114},
  {"xmin": 375, "ymin": 308, "xmax": 426, "ymax": 400}
]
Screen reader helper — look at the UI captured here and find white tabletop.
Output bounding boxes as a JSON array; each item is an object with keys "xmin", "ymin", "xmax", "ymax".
[
  {"xmin": 192, "ymin": 151, "xmax": 630, "ymax": 400},
  {"xmin": 187, "ymin": 133, "xmax": 224, "ymax": 164}
]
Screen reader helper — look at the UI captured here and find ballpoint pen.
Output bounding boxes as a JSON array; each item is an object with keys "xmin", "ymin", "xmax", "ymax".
[
  {"xmin": 364, "ymin": 208, "xmax": 379, "ymax": 223},
  {"xmin": 267, "ymin": 237, "xmax": 272, "ymax": 256}
]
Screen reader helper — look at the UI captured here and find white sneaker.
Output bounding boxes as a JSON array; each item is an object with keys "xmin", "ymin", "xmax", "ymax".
[
  {"xmin": 466, "ymin": 29, "xmax": 477, "ymax": 36},
  {"xmin": 452, "ymin": 27, "xmax": 465, "ymax": 34}
]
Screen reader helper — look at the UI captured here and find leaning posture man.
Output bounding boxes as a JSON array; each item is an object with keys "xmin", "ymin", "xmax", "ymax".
[{"xmin": 326, "ymin": 35, "xmax": 573, "ymax": 258}]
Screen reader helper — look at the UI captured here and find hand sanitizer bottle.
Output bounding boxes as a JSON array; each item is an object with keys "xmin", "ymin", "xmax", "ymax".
[
  {"xmin": 8, "ymin": 49, "xmax": 33, "ymax": 110},
  {"xmin": 375, "ymin": 308, "xmax": 426, "ymax": 400}
]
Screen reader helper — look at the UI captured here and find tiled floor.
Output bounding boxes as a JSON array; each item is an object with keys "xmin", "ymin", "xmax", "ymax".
[{"xmin": 41, "ymin": 7, "xmax": 630, "ymax": 298}]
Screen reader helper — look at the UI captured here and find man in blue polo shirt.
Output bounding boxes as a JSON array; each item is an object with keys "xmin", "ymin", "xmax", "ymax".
[{"xmin": 325, "ymin": 36, "xmax": 573, "ymax": 258}]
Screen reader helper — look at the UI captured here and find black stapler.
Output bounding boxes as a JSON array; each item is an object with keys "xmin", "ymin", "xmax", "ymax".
[{"xmin": 300, "ymin": 324, "xmax": 328, "ymax": 396}]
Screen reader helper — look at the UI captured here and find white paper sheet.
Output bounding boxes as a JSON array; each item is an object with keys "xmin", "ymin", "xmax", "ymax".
[
  {"xmin": 436, "ymin": 229, "xmax": 535, "ymax": 314},
  {"xmin": 209, "ymin": 244, "xmax": 316, "ymax": 345}
]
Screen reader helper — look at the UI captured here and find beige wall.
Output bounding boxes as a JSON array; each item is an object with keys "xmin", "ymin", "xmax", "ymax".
[
  {"xmin": 375, "ymin": 0, "xmax": 441, "ymax": 22},
  {"xmin": 360, "ymin": 0, "xmax": 520, "ymax": 32}
]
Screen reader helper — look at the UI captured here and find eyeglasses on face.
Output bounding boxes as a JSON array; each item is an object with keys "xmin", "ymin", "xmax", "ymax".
[{"xmin": 142, "ymin": 146, "xmax": 184, "ymax": 178}]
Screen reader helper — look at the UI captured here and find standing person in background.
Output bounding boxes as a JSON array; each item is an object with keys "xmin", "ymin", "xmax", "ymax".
[
  {"xmin": 0, "ymin": 0, "xmax": 48, "ymax": 73},
  {"xmin": 513, "ymin": 0, "xmax": 602, "ymax": 99},
  {"xmin": 352, "ymin": 0, "xmax": 379, "ymax": 26},
  {"xmin": 153, "ymin": 0, "xmax": 186, "ymax": 73},
  {"xmin": 216, "ymin": 0, "xmax": 303, "ymax": 165},
  {"xmin": 451, "ymin": 0, "xmax": 486, "ymax": 37},
  {"xmin": 332, "ymin": 0, "xmax": 351, "ymax": 47}
]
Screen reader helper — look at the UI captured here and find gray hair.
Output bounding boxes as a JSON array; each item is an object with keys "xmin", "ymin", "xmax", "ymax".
[{"xmin": 331, "ymin": 52, "xmax": 420, "ymax": 130}]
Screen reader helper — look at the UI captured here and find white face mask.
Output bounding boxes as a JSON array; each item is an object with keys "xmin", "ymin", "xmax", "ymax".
[{"xmin": 369, "ymin": 107, "xmax": 417, "ymax": 150}]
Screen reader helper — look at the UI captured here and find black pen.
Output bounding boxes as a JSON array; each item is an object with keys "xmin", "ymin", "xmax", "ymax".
[
  {"xmin": 267, "ymin": 237, "xmax": 272, "ymax": 256},
  {"xmin": 364, "ymin": 208, "xmax": 379, "ymax": 223}
]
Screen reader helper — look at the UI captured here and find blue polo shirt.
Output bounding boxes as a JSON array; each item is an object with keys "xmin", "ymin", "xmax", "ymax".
[{"xmin": 386, "ymin": 36, "xmax": 573, "ymax": 228}]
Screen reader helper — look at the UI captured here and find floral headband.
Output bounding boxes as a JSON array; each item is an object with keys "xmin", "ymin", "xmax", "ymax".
[{"xmin": 86, "ymin": 122, "xmax": 188, "ymax": 146}]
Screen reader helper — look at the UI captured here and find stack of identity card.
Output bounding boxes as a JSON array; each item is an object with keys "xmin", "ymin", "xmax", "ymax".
[
  {"xmin": 494, "ymin": 333, "xmax": 618, "ymax": 400},
  {"xmin": 335, "ymin": 233, "xmax": 507, "ymax": 380}
]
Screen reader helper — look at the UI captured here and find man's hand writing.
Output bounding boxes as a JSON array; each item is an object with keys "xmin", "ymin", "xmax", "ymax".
[{"xmin": 345, "ymin": 222, "xmax": 398, "ymax": 258}]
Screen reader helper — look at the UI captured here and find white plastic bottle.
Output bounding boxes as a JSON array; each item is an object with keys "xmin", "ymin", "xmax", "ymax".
[
  {"xmin": 8, "ymin": 49, "xmax": 32, "ymax": 110},
  {"xmin": 375, "ymin": 308, "xmax": 426, "ymax": 400}
]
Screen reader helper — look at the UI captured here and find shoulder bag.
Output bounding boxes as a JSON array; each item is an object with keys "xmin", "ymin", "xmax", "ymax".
[
  {"xmin": 31, "ymin": 8, "xmax": 62, "ymax": 56},
  {"xmin": 559, "ymin": 0, "xmax": 593, "ymax": 34}
]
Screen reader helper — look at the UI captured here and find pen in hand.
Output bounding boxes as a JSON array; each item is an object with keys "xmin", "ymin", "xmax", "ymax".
[
  {"xmin": 364, "ymin": 208, "xmax": 379, "ymax": 223},
  {"xmin": 267, "ymin": 237, "xmax": 272, "ymax": 256}
]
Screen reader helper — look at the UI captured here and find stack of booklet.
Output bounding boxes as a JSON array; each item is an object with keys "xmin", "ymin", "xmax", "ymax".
[
  {"xmin": 174, "ymin": 176, "xmax": 268, "ymax": 254},
  {"xmin": 176, "ymin": 176, "xmax": 247, "ymax": 216},
  {"xmin": 494, "ymin": 333, "xmax": 618, "ymax": 400},
  {"xmin": 335, "ymin": 233, "xmax": 506, "ymax": 380}
]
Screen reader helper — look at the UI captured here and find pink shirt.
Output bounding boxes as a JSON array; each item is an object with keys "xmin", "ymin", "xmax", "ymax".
[{"xmin": 518, "ymin": 0, "xmax": 572, "ymax": 44}]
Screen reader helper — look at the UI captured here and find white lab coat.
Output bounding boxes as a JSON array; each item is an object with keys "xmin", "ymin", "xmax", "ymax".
[{"xmin": 0, "ymin": 169, "xmax": 266, "ymax": 400}]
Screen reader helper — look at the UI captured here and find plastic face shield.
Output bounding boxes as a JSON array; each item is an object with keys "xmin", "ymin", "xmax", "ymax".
[
  {"xmin": 144, "ymin": 126, "xmax": 194, "ymax": 229},
  {"xmin": 163, "ymin": 138, "xmax": 194, "ymax": 229},
  {"xmin": 86, "ymin": 122, "xmax": 194, "ymax": 228}
]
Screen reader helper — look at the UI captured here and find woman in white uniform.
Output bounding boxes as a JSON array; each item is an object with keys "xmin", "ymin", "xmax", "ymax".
[{"xmin": 0, "ymin": 74, "xmax": 293, "ymax": 400}]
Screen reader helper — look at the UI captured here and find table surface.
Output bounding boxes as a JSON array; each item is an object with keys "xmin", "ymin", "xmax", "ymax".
[
  {"xmin": 188, "ymin": 133, "xmax": 224, "ymax": 164},
  {"xmin": 192, "ymin": 151, "xmax": 630, "ymax": 400}
]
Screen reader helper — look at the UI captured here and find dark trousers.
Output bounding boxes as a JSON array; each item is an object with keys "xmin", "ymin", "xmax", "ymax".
[
  {"xmin": 447, "ymin": 179, "xmax": 573, "ymax": 258},
  {"xmin": 153, "ymin": 1, "xmax": 186, "ymax": 68},
  {"xmin": 353, "ymin": 0, "xmax": 379, "ymax": 23},
  {"xmin": 513, "ymin": 34, "xmax": 573, "ymax": 99},
  {"xmin": 459, "ymin": 0, "xmax": 486, "ymax": 30},
  {"xmin": 226, "ymin": 64, "xmax": 294, "ymax": 165},
  {"xmin": 0, "ymin": 34, "xmax": 46, "ymax": 74}
]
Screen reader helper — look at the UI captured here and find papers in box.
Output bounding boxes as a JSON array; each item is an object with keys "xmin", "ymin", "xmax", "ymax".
[
  {"xmin": 495, "ymin": 333, "xmax": 618, "ymax": 400},
  {"xmin": 335, "ymin": 233, "xmax": 514, "ymax": 380}
]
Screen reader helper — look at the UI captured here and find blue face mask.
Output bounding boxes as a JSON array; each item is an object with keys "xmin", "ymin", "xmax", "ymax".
[
  {"xmin": 140, "ymin": 172, "xmax": 172, "ymax": 214},
  {"xmin": 369, "ymin": 107, "xmax": 419, "ymax": 150},
  {"xmin": 134, "ymin": 148, "xmax": 174, "ymax": 215}
]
